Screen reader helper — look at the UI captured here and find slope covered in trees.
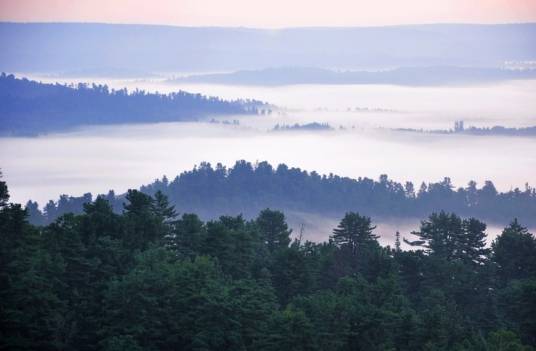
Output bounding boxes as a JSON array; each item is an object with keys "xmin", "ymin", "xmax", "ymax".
[
  {"xmin": 2, "ymin": 175, "xmax": 536, "ymax": 350},
  {"xmin": 0, "ymin": 74, "xmax": 266, "ymax": 135},
  {"xmin": 29, "ymin": 161, "xmax": 536, "ymax": 227}
]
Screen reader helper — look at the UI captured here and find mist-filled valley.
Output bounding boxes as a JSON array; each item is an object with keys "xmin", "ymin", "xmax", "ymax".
[
  {"xmin": 1, "ymin": 18, "xmax": 536, "ymax": 351},
  {"xmin": 1, "ymin": 74, "xmax": 536, "ymax": 243},
  {"xmin": 22, "ymin": 74, "xmax": 536, "ymax": 126}
]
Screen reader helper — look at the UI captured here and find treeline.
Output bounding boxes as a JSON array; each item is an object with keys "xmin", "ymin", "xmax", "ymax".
[
  {"xmin": 2, "ymin": 176, "xmax": 536, "ymax": 350},
  {"xmin": 395, "ymin": 125, "xmax": 536, "ymax": 137},
  {"xmin": 461, "ymin": 125, "xmax": 536, "ymax": 137},
  {"xmin": 272, "ymin": 122, "xmax": 333, "ymax": 132},
  {"xmin": 29, "ymin": 161, "xmax": 536, "ymax": 227},
  {"xmin": 0, "ymin": 73, "xmax": 267, "ymax": 135}
]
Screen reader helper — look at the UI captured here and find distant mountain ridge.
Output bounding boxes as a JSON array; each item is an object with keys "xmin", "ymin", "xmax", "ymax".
[
  {"xmin": 1, "ymin": 22, "xmax": 535, "ymax": 73},
  {"xmin": 170, "ymin": 66, "xmax": 536, "ymax": 86}
]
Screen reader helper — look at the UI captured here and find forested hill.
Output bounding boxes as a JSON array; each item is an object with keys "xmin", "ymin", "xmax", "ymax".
[
  {"xmin": 28, "ymin": 160, "xmax": 536, "ymax": 227},
  {"xmin": 0, "ymin": 73, "xmax": 266, "ymax": 135},
  {"xmin": 2, "ymin": 175, "xmax": 536, "ymax": 349}
]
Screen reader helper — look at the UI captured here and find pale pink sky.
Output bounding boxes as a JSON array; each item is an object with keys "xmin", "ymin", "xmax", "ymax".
[{"xmin": 1, "ymin": 0, "xmax": 536, "ymax": 27}]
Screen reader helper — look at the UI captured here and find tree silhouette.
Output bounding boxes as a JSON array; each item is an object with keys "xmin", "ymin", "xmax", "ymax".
[{"xmin": 331, "ymin": 212, "xmax": 378, "ymax": 254}]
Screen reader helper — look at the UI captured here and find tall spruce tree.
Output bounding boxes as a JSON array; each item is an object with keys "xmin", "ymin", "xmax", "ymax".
[
  {"xmin": 0, "ymin": 171, "xmax": 8, "ymax": 207},
  {"xmin": 492, "ymin": 219, "xmax": 536, "ymax": 283},
  {"xmin": 256, "ymin": 209, "xmax": 292, "ymax": 254},
  {"xmin": 331, "ymin": 212, "xmax": 378, "ymax": 254}
]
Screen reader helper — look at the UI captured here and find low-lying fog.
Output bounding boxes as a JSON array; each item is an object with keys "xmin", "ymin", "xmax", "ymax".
[
  {"xmin": 24, "ymin": 75, "xmax": 536, "ymax": 128},
  {"xmin": 2, "ymin": 121, "xmax": 535, "ymax": 205},
  {"xmin": 1, "ymin": 76, "xmax": 535, "ymax": 241},
  {"xmin": 284, "ymin": 212, "xmax": 510, "ymax": 248}
]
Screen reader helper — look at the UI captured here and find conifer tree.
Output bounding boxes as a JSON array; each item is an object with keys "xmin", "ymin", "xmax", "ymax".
[
  {"xmin": 331, "ymin": 212, "xmax": 378, "ymax": 254},
  {"xmin": 256, "ymin": 209, "xmax": 292, "ymax": 254}
]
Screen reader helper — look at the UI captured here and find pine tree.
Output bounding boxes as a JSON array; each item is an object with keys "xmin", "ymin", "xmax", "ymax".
[
  {"xmin": 152, "ymin": 190, "xmax": 176, "ymax": 222},
  {"xmin": 331, "ymin": 212, "xmax": 378, "ymax": 254},
  {"xmin": 492, "ymin": 219, "xmax": 536, "ymax": 283},
  {"xmin": 405, "ymin": 211, "xmax": 461, "ymax": 260},
  {"xmin": 123, "ymin": 190, "xmax": 162, "ymax": 250},
  {"xmin": 0, "ymin": 170, "xmax": 8, "ymax": 207},
  {"xmin": 395, "ymin": 231, "xmax": 401, "ymax": 252},
  {"xmin": 459, "ymin": 217, "xmax": 489, "ymax": 265},
  {"xmin": 256, "ymin": 209, "xmax": 292, "ymax": 254},
  {"xmin": 406, "ymin": 212, "xmax": 489, "ymax": 265}
]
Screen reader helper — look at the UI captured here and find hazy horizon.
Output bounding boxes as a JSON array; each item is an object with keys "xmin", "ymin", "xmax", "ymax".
[{"xmin": 3, "ymin": 22, "xmax": 536, "ymax": 74}]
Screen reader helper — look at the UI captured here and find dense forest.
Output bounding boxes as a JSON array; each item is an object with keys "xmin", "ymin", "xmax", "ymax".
[
  {"xmin": 0, "ymin": 74, "xmax": 267, "ymax": 135},
  {"xmin": 2, "ymin": 174, "xmax": 536, "ymax": 350},
  {"xmin": 28, "ymin": 161, "xmax": 536, "ymax": 227}
]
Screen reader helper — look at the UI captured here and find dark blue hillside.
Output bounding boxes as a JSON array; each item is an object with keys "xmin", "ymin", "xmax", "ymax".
[{"xmin": 0, "ymin": 73, "xmax": 267, "ymax": 135}]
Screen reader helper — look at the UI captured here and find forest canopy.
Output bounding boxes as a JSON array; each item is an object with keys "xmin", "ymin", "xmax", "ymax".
[
  {"xmin": 1, "ymin": 175, "xmax": 536, "ymax": 350},
  {"xmin": 28, "ymin": 160, "xmax": 536, "ymax": 227},
  {"xmin": 0, "ymin": 73, "xmax": 267, "ymax": 135}
]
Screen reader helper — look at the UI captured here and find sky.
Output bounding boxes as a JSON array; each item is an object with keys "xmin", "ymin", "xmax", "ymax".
[{"xmin": 1, "ymin": 0, "xmax": 536, "ymax": 27}]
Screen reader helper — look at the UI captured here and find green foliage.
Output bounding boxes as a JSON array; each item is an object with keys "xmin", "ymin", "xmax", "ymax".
[
  {"xmin": 270, "ymin": 243, "xmax": 316, "ymax": 304},
  {"xmin": 331, "ymin": 212, "xmax": 378, "ymax": 254},
  {"xmin": 202, "ymin": 215, "xmax": 259, "ymax": 279},
  {"xmin": 101, "ymin": 335, "xmax": 143, "ymax": 351},
  {"xmin": 492, "ymin": 219, "xmax": 536, "ymax": 284},
  {"xmin": 256, "ymin": 209, "xmax": 292, "ymax": 254},
  {"xmin": 1, "ymin": 178, "xmax": 535, "ymax": 350},
  {"xmin": 407, "ymin": 212, "xmax": 489, "ymax": 264},
  {"xmin": 101, "ymin": 250, "xmax": 242, "ymax": 350},
  {"xmin": 123, "ymin": 189, "xmax": 169, "ymax": 250},
  {"xmin": 0, "ymin": 202, "xmax": 66, "ymax": 350},
  {"xmin": 486, "ymin": 330, "xmax": 534, "ymax": 351},
  {"xmin": 263, "ymin": 307, "xmax": 316, "ymax": 351},
  {"xmin": 32, "ymin": 161, "xmax": 536, "ymax": 228},
  {"xmin": 168, "ymin": 213, "xmax": 205, "ymax": 258},
  {"xmin": 499, "ymin": 280, "xmax": 536, "ymax": 345},
  {"xmin": 0, "ymin": 170, "xmax": 9, "ymax": 207}
]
